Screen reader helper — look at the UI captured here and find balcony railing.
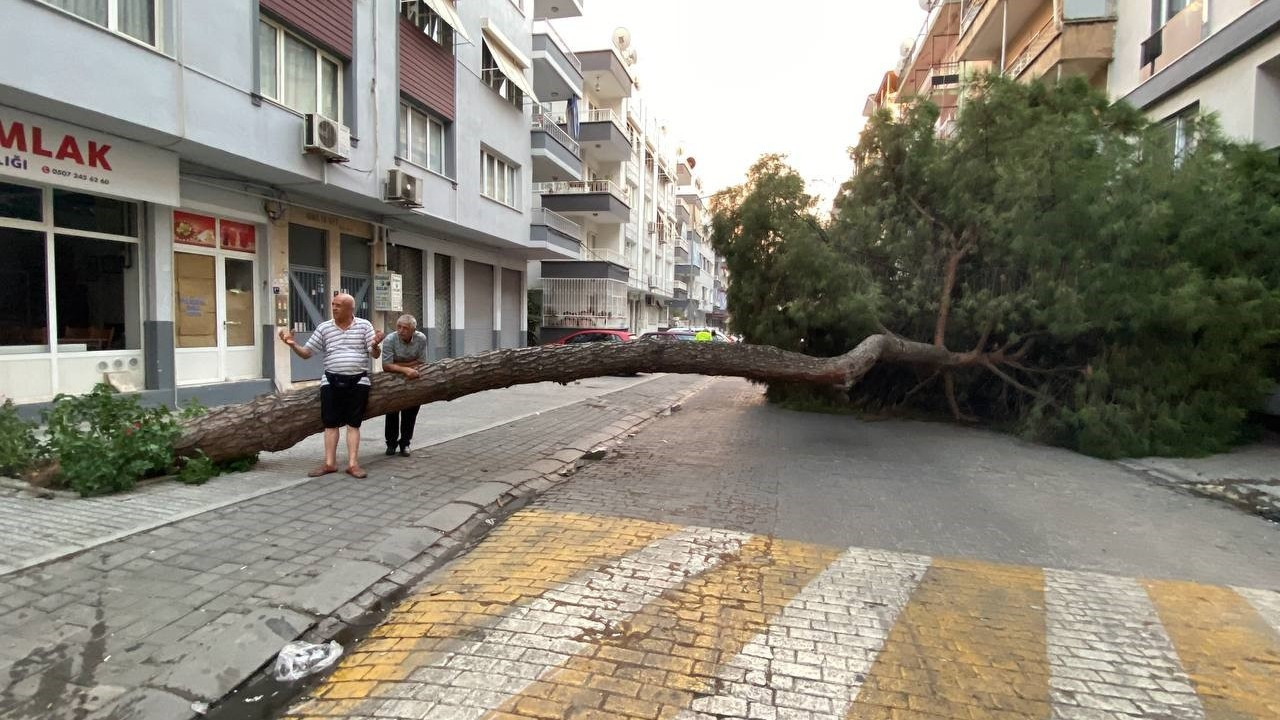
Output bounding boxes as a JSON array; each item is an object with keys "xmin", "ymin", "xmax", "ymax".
[
  {"xmin": 960, "ymin": 0, "xmax": 987, "ymax": 37},
  {"xmin": 533, "ymin": 179, "xmax": 631, "ymax": 204},
  {"xmin": 542, "ymin": 277, "xmax": 628, "ymax": 330},
  {"xmin": 531, "ymin": 207, "xmax": 582, "ymax": 241},
  {"xmin": 1006, "ymin": 15, "xmax": 1058, "ymax": 78},
  {"xmin": 922, "ymin": 62, "xmax": 963, "ymax": 96},
  {"xmin": 1062, "ymin": 0, "xmax": 1116, "ymax": 21},
  {"xmin": 531, "ymin": 110, "xmax": 580, "ymax": 156},
  {"xmin": 581, "ymin": 245, "xmax": 630, "ymax": 267},
  {"xmin": 532, "ymin": 18, "xmax": 582, "ymax": 73}
]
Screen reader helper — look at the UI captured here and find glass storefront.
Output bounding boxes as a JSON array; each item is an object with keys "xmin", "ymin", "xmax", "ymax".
[{"xmin": 0, "ymin": 180, "xmax": 144, "ymax": 402}]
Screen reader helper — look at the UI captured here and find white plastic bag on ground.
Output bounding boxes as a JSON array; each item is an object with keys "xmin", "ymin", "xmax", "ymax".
[{"xmin": 272, "ymin": 640, "xmax": 343, "ymax": 682}]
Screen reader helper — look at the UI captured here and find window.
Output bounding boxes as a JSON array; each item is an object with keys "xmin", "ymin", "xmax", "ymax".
[
  {"xmin": 481, "ymin": 151, "xmax": 519, "ymax": 208},
  {"xmin": 1151, "ymin": 0, "xmax": 1190, "ymax": 31},
  {"xmin": 401, "ymin": 0, "xmax": 454, "ymax": 51},
  {"xmin": 258, "ymin": 18, "xmax": 343, "ymax": 119},
  {"xmin": 1162, "ymin": 103, "xmax": 1199, "ymax": 166},
  {"xmin": 0, "ymin": 182, "xmax": 140, "ymax": 351},
  {"xmin": 44, "ymin": 0, "xmax": 156, "ymax": 46},
  {"xmin": 482, "ymin": 43, "xmax": 525, "ymax": 109},
  {"xmin": 398, "ymin": 103, "xmax": 447, "ymax": 175}
]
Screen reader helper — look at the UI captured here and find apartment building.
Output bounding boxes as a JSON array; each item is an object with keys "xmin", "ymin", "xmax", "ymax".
[
  {"xmin": 0, "ymin": 0, "xmax": 567, "ymax": 410},
  {"xmin": 533, "ymin": 30, "xmax": 703, "ymax": 342},
  {"xmin": 1112, "ymin": 0, "xmax": 1280, "ymax": 152}
]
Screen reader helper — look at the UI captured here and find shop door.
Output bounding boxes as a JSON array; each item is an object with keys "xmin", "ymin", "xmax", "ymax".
[
  {"xmin": 288, "ymin": 225, "xmax": 327, "ymax": 381},
  {"xmin": 464, "ymin": 260, "xmax": 494, "ymax": 354},
  {"xmin": 174, "ymin": 252, "xmax": 259, "ymax": 384},
  {"xmin": 340, "ymin": 234, "xmax": 371, "ymax": 318},
  {"xmin": 386, "ymin": 245, "xmax": 424, "ymax": 333},
  {"xmin": 433, "ymin": 254, "xmax": 453, "ymax": 359}
]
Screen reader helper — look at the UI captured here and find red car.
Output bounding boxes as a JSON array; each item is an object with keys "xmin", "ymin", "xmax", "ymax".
[{"xmin": 551, "ymin": 329, "xmax": 635, "ymax": 344}]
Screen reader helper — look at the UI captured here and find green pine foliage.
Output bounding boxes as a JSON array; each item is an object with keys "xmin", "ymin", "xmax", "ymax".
[{"xmin": 712, "ymin": 75, "xmax": 1280, "ymax": 458}]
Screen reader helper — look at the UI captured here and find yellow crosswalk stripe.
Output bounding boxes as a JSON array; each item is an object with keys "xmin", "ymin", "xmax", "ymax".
[
  {"xmin": 845, "ymin": 558, "xmax": 1052, "ymax": 720},
  {"xmin": 487, "ymin": 534, "xmax": 845, "ymax": 719},
  {"xmin": 1145, "ymin": 580, "xmax": 1280, "ymax": 720}
]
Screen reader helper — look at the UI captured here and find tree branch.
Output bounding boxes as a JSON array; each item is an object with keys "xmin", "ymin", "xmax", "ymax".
[{"xmin": 983, "ymin": 360, "xmax": 1058, "ymax": 405}]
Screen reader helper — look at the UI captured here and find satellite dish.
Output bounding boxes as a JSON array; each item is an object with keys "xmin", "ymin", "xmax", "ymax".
[
  {"xmin": 919, "ymin": 0, "xmax": 936, "ymax": 10},
  {"xmin": 687, "ymin": 157, "xmax": 697, "ymax": 169},
  {"xmin": 633, "ymin": 74, "xmax": 641, "ymax": 90},
  {"xmin": 899, "ymin": 39, "xmax": 914, "ymax": 57},
  {"xmin": 613, "ymin": 27, "xmax": 632, "ymax": 51},
  {"xmin": 626, "ymin": 48, "xmax": 638, "ymax": 66}
]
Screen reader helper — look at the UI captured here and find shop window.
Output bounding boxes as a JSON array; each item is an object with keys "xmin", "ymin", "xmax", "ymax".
[
  {"xmin": 43, "ymin": 0, "xmax": 157, "ymax": 47},
  {"xmin": 0, "ymin": 182, "xmax": 42, "ymax": 222},
  {"xmin": 258, "ymin": 17, "xmax": 344, "ymax": 119},
  {"xmin": 55, "ymin": 235, "xmax": 140, "ymax": 351},
  {"xmin": 53, "ymin": 190, "xmax": 138, "ymax": 237},
  {"xmin": 0, "ymin": 229, "xmax": 48, "ymax": 348}
]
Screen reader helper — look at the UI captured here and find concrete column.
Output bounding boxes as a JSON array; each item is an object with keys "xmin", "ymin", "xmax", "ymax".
[
  {"xmin": 520, "ymin": 268, "xmax": 529, "ymax": 347},
  {"xmin": 451, "ymin": 256, "xmax": 465, "ymax": 357},
  {"xmin": 423, "ymin": 248, "xmax": 436, "ymax": 352},
  {"xmin": 267, "ymin": 214, "xmax": 291, "ymax": 391},
  {"xmin": 143, "ymin": 204, "xmax": 176, "ymax": 402},
  {"xmin": 492, "ymin": 263, "xmax": 502, "ymax": 351}
]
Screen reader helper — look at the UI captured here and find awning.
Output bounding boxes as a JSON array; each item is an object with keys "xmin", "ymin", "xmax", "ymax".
[
  {"xmin": 419, "ymin": 0, "xmax": 471, "ymax": 44},
  {"xmin": 482, "ymin": 22, "xmax": 537, "ymax": 101}
]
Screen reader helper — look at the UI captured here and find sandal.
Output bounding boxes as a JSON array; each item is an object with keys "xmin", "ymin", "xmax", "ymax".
[
  {"xmin": 308, "ymin": 465, "xmax": 338, "ymax": 477},
  {"xmin": 346, "ymin": 466, "xmax": 368, "ymax": 479}
]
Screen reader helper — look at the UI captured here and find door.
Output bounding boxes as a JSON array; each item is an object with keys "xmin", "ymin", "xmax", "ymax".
[
  {"xmin": 340, "ymin": 234, "xmax": 372, "ymax": 318},
  {"xmin": 387, "ymin": 245, "xmax": 424, "ymax": 333},
  {"xmin": 288, "ymin": 224, "xmax": 327, "ymax": 381},
  {"xmin": 174, "ymin": 251, "xmax": 259, "ymax": 384},
  {"xmin": 501, "ymin": 268, "xmax": 521, "ymax": 348},
  {"xmin": 464, "ymin": 260, "xmax": 494, "ymax": 354},
  {"xmin": 433, "ymin": 254, "xmax": 453, "ymax": 359}
]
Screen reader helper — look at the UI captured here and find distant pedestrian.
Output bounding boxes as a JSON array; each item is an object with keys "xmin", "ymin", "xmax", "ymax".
[
  {"xmin": 382, "ymin": 314, "xmax": 429, "ymax": 457},
  {"xmin": 278, "ymin": 293, "xmax": 384, "ymax": 479},
  {"xmin": 695, "ymin": 329, "xmax": 713, "ymax": 342}
]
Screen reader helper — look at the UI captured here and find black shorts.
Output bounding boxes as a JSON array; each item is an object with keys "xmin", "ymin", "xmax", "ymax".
[{"xmin": 320, "ymin": 383, "xmax": 370, "ymax": 429}]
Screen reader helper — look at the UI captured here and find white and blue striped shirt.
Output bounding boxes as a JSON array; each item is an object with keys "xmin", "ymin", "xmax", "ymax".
[{"xmin": 304, "ymin": 318, "xmax": 376, "ymax": 385}]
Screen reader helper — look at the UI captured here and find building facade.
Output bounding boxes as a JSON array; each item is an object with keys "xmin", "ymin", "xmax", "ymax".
[
  {"xmin": 0, "ymin": 0, "xmax": 576, "ymax": 410},
  {"xmin": 530, "ymin": 30, "xmax": 728, "ymax": 341}
]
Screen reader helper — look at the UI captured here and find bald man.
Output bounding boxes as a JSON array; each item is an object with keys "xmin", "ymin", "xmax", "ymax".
[{"xmin": 279, "ymin": 293, "xmax": 385, "ymax": 479}]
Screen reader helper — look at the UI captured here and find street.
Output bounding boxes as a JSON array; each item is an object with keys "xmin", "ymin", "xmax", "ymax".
[{"xmin": 280, "ymin": 379, "xmax": 1280, "ymax": 720}]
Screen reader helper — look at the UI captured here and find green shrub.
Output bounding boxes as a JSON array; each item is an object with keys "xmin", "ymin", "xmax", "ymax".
[
  {"xmin": 0, "ymin": 400, "xmax": 38, "ymax": 477},
  {"xmin": 43, "ymin": 385, "xmax": 182, "ymax": 496}
]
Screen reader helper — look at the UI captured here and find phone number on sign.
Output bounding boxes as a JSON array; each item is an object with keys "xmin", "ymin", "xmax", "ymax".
[{"xmin": 44, "ymin": 166, "xmax": 111, "ymax": 186}]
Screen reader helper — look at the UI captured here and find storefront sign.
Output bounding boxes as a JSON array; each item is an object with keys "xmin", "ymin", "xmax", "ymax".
[
  {"xmin": 173, "ymin": 211, "xmax": 216, "ymax": 247},
  {"xmin": 373, "ymin": 273, "xmax": 403, "ymax": 311},
  {"xmin": 220, "ymin": 220, "xmax": 257, "ymax": 254},
  {"xmin": 0, "ymin": 105, "xmax": 179, "ymax": 206}
]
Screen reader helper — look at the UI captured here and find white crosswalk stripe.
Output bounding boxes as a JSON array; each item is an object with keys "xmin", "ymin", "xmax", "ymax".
[
  {"xmin": 676, "ymin": 547, "xmax": 930, "ymax": 720},
  {"xmin": 404, "ymin": 526, "xmax": 751, "ymax": 719},
  {"xmin": 1234, "ymin": 586, "xmax": 1280, "ymax": 634},
  {"xmin": 1045, "ymin": 569, "xmax": 1205, "ymax": 719}
]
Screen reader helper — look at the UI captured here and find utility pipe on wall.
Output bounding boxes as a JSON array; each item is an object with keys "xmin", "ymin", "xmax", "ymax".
[{"xmin": 1000, "ymin": 0, "xmax": 1009, "ymax": 73}]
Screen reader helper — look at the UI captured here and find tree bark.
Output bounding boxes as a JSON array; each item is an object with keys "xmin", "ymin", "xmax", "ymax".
[{"xmin": 176, "ymin": 336, "xmax": 983, "ymax": 463}]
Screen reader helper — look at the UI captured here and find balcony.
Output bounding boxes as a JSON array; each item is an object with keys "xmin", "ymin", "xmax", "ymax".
[
  {"xmin": 531, "ymin": 109, "xmax": 582, "ymax": 181},
  {"xmin": 1139, "ymin": 2, "xmax": 1204, "ymax": 82},
  {"xmin": 675, "ymin": 263, "xmax": 701, "ymax": 279},
  {"xmin": 576, "ymin": 109, "xmax": 632, "ymax": 162},
  {"xmin": 577, "ymin": 49, "xmax": 633, "ymax": 99},
  {"xmin": 529, "ymin": 208, "xmax": 582, "ymax": 259},
  {"xmin": 535, "ymin": 180, "xmax": 632, "ymax": 223},
  {"xmin": 956, "ymin": 0, "xmax": 1115, "ymax": 86},
  {"xmin": 540, "ymin": 276, "xmax": 629, "ymax": 334},
  {"xmin": 534, "ymin": 0, "xmax": 583, "ymax": 20},
  {"xmin": 532, "ymin": 19, "xmax": 583, "ymax": 105},
  {"xmin": 581, "ymin": 245, "xmax": 630, "ymax": 267},
  {"xmin": 674, "ymin": 279, "xmax": 688, "ymax": 294}
]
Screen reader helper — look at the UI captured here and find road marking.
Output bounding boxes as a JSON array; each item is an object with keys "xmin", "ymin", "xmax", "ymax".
[
  {"xmin": 490, "ymin": 534, "xmax": 846, "ymax": 719},
  {"xmin": 845, "ymin": 557, "xmax": 1051, "ymax": 719},
  {"xmin": 649, "ymin": 546, "xmax": 929, "ymax": 720},
  {"xmin": 311, "ymin": 524, "xmax": 750, "ymax": 718},
  {"xmin": 1234, "ymin": 586, "xmax": 1280, "ymax": 635},
  {"xmin": 1145, "ymin": 580, "xmax": 1280, "ymax": 720},
  {"xmin": 1045, "ymin": 569, "xmax": 1205, "ymax": 719}
]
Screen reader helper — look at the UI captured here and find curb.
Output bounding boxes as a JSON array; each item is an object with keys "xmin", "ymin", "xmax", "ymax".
[
  {"xmin": 200, "ymin": 376, "xmax": 714, "ymax": 720},
  {"xmin": 1117, "ymin": 459, "xmax": 1280, "ymax": 524}
]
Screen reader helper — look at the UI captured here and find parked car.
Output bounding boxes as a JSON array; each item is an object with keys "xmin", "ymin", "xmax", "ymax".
[
  {"xmin": 551, "ymin": 329, "xmax": 634, "ymax": 345},
  {"xmin": 639, "ymin": 331, "xmax": 698, "ymax": 342}
]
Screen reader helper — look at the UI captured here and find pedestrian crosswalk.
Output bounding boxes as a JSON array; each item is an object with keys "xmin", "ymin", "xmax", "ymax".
[{"xmin": 287, "ymin": 509, "xmax": 1280, "ymax": 720}]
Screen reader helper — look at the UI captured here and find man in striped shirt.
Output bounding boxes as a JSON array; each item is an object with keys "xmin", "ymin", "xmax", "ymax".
[{"xmin": 279, "ymin": 293, "xmax": 385, "ymax": 479}]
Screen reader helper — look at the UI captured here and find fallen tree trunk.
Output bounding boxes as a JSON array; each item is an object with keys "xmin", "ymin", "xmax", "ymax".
[{"xmin": 176, "ymin": 335, "xmax": 983, "ymax": 462}]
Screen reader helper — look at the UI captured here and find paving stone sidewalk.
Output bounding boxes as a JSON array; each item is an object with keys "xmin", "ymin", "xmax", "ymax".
[{"xmin": 0, "ymin": 373, "xmax": 706, "ymax": 720}]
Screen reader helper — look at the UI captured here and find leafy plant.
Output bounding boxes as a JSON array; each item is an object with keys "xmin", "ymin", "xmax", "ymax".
[
  {"xmin": 0, "ymin": 400, "xmax": 38, "ymax": 477},
  {"xmin": 42, "ymin": 384, "xmax": 182, "ymax": 496},
  {"xmin": 178, "ymin": 451, "xmax": 260, "ymax": 485}
]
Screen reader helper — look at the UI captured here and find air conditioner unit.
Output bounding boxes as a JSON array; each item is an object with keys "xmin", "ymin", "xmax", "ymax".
[
  {"xmin": 384, "ymin": 169, "xmax": 423, "ymax": 208},
  {"xmin": 303, "ymin": 113, "xmax": 351, "ymax": 162},
  {"xmin": 646, "ymin": 221, "xmax": 657, "ymax": 234}
]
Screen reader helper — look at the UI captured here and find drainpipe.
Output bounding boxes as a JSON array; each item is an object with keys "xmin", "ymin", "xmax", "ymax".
[{"xmin": 1000, "ymin": 0, "xmax": 1008, "ymax": 74}]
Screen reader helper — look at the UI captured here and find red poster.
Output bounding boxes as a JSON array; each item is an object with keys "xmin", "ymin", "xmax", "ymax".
[
  {"xmin": 173, "ymin": 211, "xmax": 217, "ymax": 248},
  {"xmin": 220, "ymin": 220, "xmax": 257, "ymax": 254}
]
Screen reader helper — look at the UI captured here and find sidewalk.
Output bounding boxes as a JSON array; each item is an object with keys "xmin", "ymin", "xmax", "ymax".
[
  {"xmin": 1119, "ymin": 430, "xmax": 1280, "ymax": 521},
  {"xmin": 0, "ymin": 373, "xmax": 707, "ymax": 720},
  {"xmin": 0, "ymin": 374, "xmax": 659, "ymax": 575}
]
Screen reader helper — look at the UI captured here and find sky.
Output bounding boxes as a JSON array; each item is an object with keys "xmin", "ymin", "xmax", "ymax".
[{"xmin": 554, "ymin": 0, "xmax": 928, "ymax": 206}]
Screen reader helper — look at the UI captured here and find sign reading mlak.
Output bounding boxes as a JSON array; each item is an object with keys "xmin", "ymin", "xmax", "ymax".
[{"xmin": 0, "ymin": 120, "xmax": 112, "ymax": 170}]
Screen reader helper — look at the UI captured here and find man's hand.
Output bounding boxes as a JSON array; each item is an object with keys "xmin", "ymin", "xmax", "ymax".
[
  {"xmin": 278, "ymin": 328, "xmax": 296, "ymax": 346},
  {"xmin": 372, "ymin": 330, "xmax": 386, "ymax": 348},
  {"xmin": 403, "ymin": 367, "xmax": 420, "ymax": 380}
]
